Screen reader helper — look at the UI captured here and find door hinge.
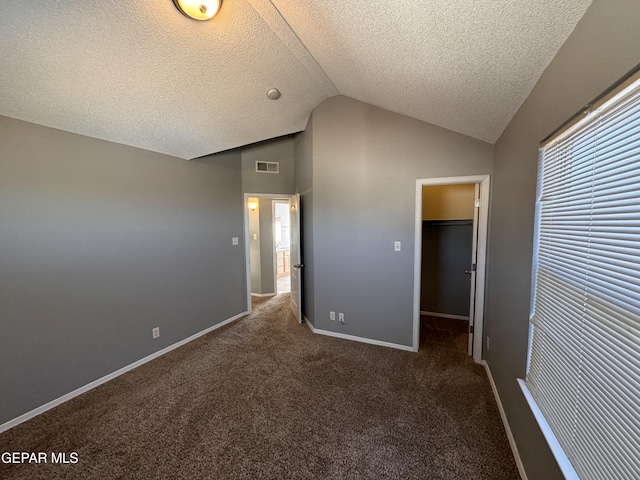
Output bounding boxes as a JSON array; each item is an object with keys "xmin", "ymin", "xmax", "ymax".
[
  {"xmin": 469, "ymin": 325, "xmax": 474, "ymax": 334},
  {"xmin": 474, "ymin": 198, "xmax": 481, "ymax": 208}
]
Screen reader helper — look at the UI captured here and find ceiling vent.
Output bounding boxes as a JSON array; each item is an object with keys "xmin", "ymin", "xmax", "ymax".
[{"xmin": 256, "ymin": 161, "xmax": 279, "ymax": 174}]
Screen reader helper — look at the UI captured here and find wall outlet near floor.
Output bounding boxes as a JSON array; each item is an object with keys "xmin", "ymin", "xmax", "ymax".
[
  {"xmin": 152, "ymin": 327, "xmax": 160, "ymax": 339},
  {"xmin": 486, "ymin": 336, "xmax": 490, "ymax": 350},
  {"xmin": 330, "ymin": 311, "xmax": 336, "ymax": 321},
  {"xmin": 338, "ymin": 313, "xmax": 345, "ymax": 323}
]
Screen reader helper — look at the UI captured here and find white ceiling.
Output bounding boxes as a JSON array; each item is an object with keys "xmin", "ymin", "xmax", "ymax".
[{"xmin": 0, "ymin": 0, "xmax": 591, "ymax": 159}]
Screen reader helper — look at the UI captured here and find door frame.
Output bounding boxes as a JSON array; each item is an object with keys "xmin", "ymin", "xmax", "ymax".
[
  {"xmin": 243, "ymin": 193, "xmax": 296, "ymax": 314},
  {"xmin": 288, "ymin": 194, "xmax": 303, "ymax": 322},
  {"xmin": 412, "ymin": 175, "xmax": 490, "ymax": 363}
]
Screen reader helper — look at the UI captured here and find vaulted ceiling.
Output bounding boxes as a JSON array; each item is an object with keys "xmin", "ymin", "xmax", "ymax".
[{"xmin": 0, "ymin": 0, "xmax": 592, "ymax": 159}]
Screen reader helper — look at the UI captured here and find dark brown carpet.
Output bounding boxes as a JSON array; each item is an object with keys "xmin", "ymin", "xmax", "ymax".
[{"xmin": 0, "ymin": 295, "xmax": 520, "ymax": 479}]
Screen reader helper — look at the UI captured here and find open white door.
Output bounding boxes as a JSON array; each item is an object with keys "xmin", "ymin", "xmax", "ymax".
[
  {"xmin": 289, "ymin": 194, "xmax": 303, "ymax": 323},
  {"xmin": 466, "ymin": 184, "xmax": 480, "ymax": 356}
]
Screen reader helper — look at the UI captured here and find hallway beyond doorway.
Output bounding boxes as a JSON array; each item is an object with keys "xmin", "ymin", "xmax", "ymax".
[{"xmin": 277, "ymin": 274, "xmax": 290, "ymax": 294}]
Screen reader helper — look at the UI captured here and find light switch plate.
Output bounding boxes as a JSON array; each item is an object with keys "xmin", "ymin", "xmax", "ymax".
[
  {"xmin": 232, "ymin": 237, "xmax": 239, "ymax": 245},
  {"xmin": 394, "ymin": 241, "xmax": 401, "ymax": 252}
]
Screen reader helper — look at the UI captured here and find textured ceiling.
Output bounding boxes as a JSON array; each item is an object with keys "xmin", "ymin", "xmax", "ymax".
[
  {"xmin": 0, "ymin": 0, "xmax": 591, "ymax": 159},
  {"xmin": 271, "ymin": 0, "xmax": 593, "ymax": 144}
]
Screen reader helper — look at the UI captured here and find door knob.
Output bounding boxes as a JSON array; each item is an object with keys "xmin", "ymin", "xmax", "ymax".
[
  {"xmin": 465, "ymin": 270, "xmax": 472, "ymax": 275},
  {"xmin": 292, "ymin": 264, "xmax": 304, "ymax": 269}
]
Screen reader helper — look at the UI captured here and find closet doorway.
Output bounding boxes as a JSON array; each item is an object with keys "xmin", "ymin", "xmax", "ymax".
[{"xmin": 412, "ymin": 175, "xmax": 490, "ymax": 363}]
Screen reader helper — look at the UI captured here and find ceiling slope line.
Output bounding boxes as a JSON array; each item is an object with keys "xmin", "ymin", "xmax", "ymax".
[{"xmin": 245, "ymin": 0, "xmax": 339, "ymax": 98}]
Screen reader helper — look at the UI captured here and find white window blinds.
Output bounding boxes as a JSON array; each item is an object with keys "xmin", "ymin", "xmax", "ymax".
[{"xmin": 527, "ymin": 74, "xmax": 640, "ymax": 480}]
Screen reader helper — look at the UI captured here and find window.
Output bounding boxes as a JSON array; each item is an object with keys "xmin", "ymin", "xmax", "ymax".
[{"xmin": 523, "ymin": 71, "xmax": 640, "ymax": 480}]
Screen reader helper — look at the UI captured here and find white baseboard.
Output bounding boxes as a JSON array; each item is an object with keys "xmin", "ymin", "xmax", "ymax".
[
  {"xmin": 0, "ymin": 311, "xmax": 249, "ymax": 434},
  {"xmin": 251, "ymin": 293, "xmax": 275, "ymax": 297},
  {"xmin": 304, "ymin": 320, "xmax": 413, "ymax": 352},
  {"xmin": 420, "ymin": 311, "xmax": 470, "ymax": 321},
  {"xmin": 482, "ymin": 360, "xmax": 528, "ymax": 480},
  {"xmin": 303, "ymin": 316, "xmax": 314, "ymax": 332}
]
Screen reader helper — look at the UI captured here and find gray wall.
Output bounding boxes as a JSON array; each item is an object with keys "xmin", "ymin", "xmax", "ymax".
[
  {"xmin": 0, "ymin": 116, "xmax": 246, "ymax": 425},
  {"xmin": 242, "ymin": 136, "xmax": 298, "ymax": 297},
  {"xmin": 308, "ymin": 96, "xmax": 493, "ymax": 346},
  {"xmin": 242, "ymin": 136, "xmax": 295, "ymax": 195},
  {"xmin": 421, "ymin": 221, "xmax": 473, "ymax": 317},
  {"xmin": 485, "ymin": 1, "xmax": 640, "ymax": 479},
  {"xmin": 259, "ymin": 200, "xmax": 275, "ymax": 294},
  {"xmin": 293, "ymin": 118, "xmax": 315, "ymax": 325},
  {"xmin": 248, "ymin": 202, "xmax": 262, "ymax": 294}
]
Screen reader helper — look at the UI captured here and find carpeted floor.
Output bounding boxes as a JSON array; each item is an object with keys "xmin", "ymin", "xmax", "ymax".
[{"xmin": 0, "ymin": 295, "xmax": 520, "ymax": 479}]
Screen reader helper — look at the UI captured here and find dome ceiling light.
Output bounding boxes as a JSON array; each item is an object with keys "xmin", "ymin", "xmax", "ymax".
[{"xmin": 172, "ymin": 0, "xmax": 222, "ymax": 21}]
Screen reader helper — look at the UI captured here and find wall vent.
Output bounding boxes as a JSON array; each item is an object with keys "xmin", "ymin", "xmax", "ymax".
[{"xmin": 256, "ymin": 161, "xmax": 279, "ymax": 174}]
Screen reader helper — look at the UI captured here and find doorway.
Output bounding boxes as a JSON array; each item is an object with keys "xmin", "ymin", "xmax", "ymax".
[
  {"xmin": 243, "ymin": 193, "xmax": 303, "ymax": 321},
  {"xmin": 245, "ymin": 196, "xmax": 290, "ymax": 298},
  {"xmin": 274, "ymin": 201, "xmax": 291, "ymax": 294},
  {"xmin": 412, "ymin": 175, "xmax": 490, "ymax": 363}
]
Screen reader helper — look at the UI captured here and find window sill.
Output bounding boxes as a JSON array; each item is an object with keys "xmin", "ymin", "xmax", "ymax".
[{"xmin": 517, "ymin": 379, "xmax": 580, "ymax": 480}]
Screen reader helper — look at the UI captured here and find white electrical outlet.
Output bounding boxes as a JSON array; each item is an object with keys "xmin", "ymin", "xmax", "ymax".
[
  {"xmin": 486, "ymin": 336, "xmax": 490, "ymax": 350},
  {"xmin": 330, "ymin": 311, "xmax": 336, "ymax": 321},
  {"xmin": 338, "ymin": 313, "xmax": 345, "ymax": 323},
  {"xmin": 152, "ymin": 327, "xmax": 160, "ymax": 339}
]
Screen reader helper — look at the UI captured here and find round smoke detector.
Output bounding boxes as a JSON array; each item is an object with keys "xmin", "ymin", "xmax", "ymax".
[{"xmin": 267, "ymin": 88, "xmax": 281, "ymax": 100}]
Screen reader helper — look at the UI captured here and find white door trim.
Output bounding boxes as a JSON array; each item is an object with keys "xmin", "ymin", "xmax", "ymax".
[
  {"xmin": 467, "ymin": 183, "xmax": 480, "ymax": 356},
  {"xmin": 289, "ymin": 194, "xmax": 303, "ymax": 322},
  {"xmin": 412, "ymin": 175, "xmax": 490, "ymax": 363}
]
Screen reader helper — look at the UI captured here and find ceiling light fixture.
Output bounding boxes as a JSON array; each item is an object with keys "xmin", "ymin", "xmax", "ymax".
[{"xmin": 172, "ymin": 0, "xmax": 222, "ymax": 21}]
